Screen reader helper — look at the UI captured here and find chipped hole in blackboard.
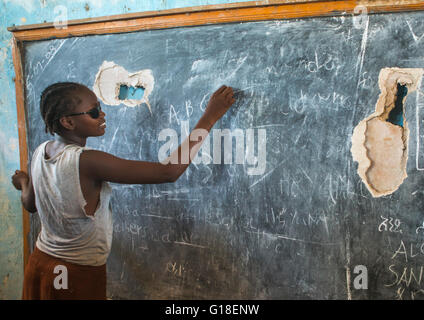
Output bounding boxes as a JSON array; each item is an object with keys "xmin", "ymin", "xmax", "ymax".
[
  {"xmin": 118, "ymin": 85, "xmax": 145, "ymax": 100},
  {"xmin": 387, "ymin": 83, "xmax": 408, "ymax": 128}
]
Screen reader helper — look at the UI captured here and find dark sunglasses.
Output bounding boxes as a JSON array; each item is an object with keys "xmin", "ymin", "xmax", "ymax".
[{"xmin": 65, "ymin": 102, "xmax": 102, "ymax": 119}]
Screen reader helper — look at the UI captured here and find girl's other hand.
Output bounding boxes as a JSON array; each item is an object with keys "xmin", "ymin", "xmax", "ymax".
[{"xmin": 12, "ymin": 170, "xmax": 29, "ymax": 191}]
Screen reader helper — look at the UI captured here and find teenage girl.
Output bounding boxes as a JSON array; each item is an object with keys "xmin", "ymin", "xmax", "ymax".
[{"xmin": 12, "ymin": 82, "xmax": 235, "ymax": 299}]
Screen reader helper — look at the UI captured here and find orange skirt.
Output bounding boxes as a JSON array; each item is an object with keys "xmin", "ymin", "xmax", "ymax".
[{"xmin": 22, "ymin": 246, "xmax": 106, "ymax": 300}]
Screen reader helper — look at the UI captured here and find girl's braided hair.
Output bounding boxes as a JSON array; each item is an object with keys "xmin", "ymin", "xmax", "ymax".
[{"xmin": 40, "ymin": 82, "xmax": 84, "ymax": 135}]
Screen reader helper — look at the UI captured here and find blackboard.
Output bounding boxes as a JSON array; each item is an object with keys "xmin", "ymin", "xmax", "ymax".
[{"xmin": 22, "ymin": 10, "xmax": 424, "ymax": 299}]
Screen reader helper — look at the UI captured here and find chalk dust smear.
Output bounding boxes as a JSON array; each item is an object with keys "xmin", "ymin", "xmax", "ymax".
[
  {"xmin": 93, "ymin": 61, "xmax": 154, "ymax": 113},
  {"xmin": 351, "ymin": 67, "xmax": 423, "ymax": 197}
]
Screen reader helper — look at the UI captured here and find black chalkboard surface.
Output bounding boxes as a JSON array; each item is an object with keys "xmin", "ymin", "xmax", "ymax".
[{"xmin": 23, "ymin": 11, "xmax": 424, "ymax": 299}]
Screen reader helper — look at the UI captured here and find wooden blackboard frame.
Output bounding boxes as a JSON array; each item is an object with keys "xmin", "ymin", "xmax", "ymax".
[{"xmin": 8, "ymin": 0, "xmax": 424, "ymax": 270}]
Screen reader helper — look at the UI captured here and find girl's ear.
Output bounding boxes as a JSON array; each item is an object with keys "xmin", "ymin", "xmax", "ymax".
[{"xmin": 59, "ymin": 116, "xmax": 75, "ymax": 131}]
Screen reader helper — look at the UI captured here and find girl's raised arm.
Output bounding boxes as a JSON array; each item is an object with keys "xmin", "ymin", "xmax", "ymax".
[{"xmin": 80, "ymin": 85, "xmax": 235, "ymax": 185}]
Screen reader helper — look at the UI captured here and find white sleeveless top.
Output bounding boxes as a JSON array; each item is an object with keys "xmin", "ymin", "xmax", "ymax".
[{"xmin": 31, "ymin": 141, "xmax": 113, "ymax": 266}]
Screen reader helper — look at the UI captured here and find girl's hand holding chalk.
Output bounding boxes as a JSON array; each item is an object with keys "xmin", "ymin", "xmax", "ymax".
[{"xmin": 204, "ymin": 85, "xmax": 236, "ymax": 125}]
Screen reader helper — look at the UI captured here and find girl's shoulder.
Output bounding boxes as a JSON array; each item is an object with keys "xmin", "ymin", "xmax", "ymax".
[{"xmin": 33, "ymin": 141, "xmax": 50, "ymax": 158}]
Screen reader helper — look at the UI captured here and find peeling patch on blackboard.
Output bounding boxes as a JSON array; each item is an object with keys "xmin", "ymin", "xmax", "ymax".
[
  {"xmin": 191, "ymin": 59, "xmax": 213, "ymax": 73},
  {"xmin": 351, "ymin": 67, "xmax": 424, "ymax": 198},
  {"xmin": 93, "ymin": 61, "xmax": 154, "ymax": 113}
]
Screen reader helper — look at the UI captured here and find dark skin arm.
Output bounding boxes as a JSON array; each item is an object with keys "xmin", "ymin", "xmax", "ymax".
[
  {"xmin": 11, "ymin": 170, "xmax": 37, "ymax": 213},
  {"xmin": 80, "ymin": 85, "xmax": 235, "ymax": 185}
]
